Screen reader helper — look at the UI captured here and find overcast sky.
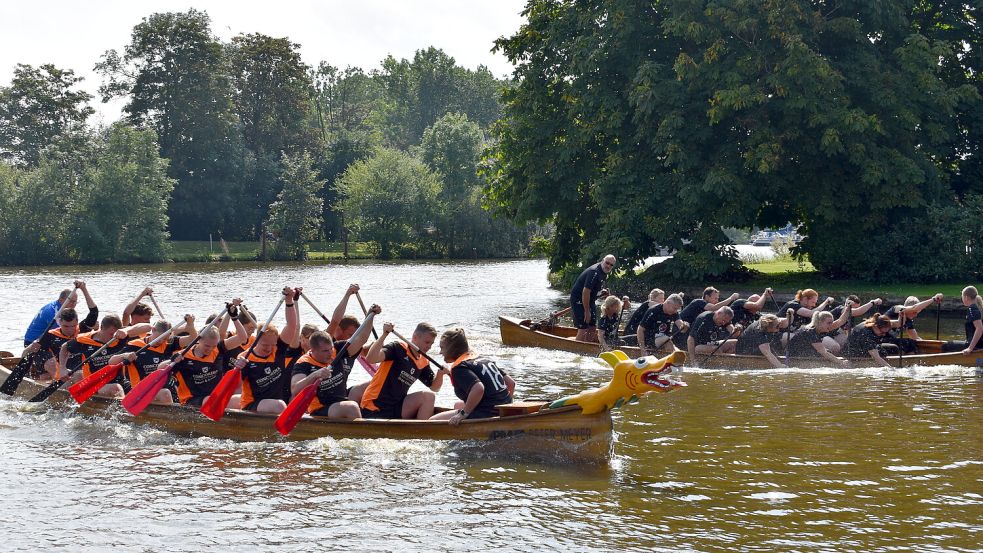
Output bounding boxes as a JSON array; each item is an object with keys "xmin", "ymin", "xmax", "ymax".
[{"xmin": 1, "ymin": 0, "xmax": 527, "ymax": 123}]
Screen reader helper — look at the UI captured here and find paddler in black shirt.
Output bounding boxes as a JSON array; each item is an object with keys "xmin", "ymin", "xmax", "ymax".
[
  {"xmin": 569, "ymin": 254, "xmax": 616, "ymax": 342},
  {"xmin": 429, "ymin": 328, "xmax": 514, "ymax": 424}
]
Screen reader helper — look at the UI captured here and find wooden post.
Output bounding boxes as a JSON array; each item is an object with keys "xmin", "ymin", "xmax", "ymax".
[{"xmin": 260, "ymin": 227, "xmax": 267, "ymax": 261}]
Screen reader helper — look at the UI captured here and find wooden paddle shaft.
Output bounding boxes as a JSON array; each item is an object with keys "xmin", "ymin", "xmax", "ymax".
[
  {"xmin": 391, "ymin": 329, "xmax": 448, "ymax": 371},
  {"xmin": 354, "ymin": 290, "xmax": 379, "ymax": 339},
  {"xmin": 299, "ymin": 291, "xmax": 331, "ymax": 324},
  {"xmin": 148, "ymin": 294, "xmax": 166, "ymax": 321}
]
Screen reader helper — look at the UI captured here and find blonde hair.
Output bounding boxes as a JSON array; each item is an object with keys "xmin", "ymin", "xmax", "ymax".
[
  {"xmin": 648, "ymin": 288, "xmax": 664, "ymax": 302},
  {"xmin": 301, "ymin": 323, "xmax": 319, "ymax": 338},
  {"xmin": 200, "ymin": 327, "xmax": 221, "ymax": 341},
  {"xmin": 601, "ymin": 295, "xmax": 622, "ymax": 312},
  {"xmin": 806, "ymin": 310, "xmax": 833, "ymax": 329},
  {"xmin": 759, "ymin": 313, "xmax": 780, "ymax": 332},
  {"xmin": 795, "ymin": 289, "xmax": 818, "ymax": 302},
  {"xmin": 414, "ymin": 322, "xmax": 438, "ymax": 338},
  {"xmin": 963, "ymin": 286, "xmax": 983, "ymax": 311}
]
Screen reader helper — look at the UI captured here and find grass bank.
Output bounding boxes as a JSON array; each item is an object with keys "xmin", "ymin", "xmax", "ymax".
[
  {"xmin": 585, "ymin": 258, "xmax": 983, "ymax": 311},
  {"xmin": 168, "ymin": 241, "xmax": 374, "ymax": 262}
]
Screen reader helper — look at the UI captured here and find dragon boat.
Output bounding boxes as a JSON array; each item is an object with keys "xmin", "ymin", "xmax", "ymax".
[
  {"xmin": 500, "ymin": 315, "xmax": 983, "ymax": 369},
  {"xmin": 0, "ymin": 350, "xmax": 686, "ymax": 464}
]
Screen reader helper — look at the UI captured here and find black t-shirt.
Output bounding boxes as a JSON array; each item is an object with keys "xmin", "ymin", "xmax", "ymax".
[
  {"xmin": 596, "ymin": 313, "xmax": 620, "ymax": 344},
  {"xmin": 829, "ymin": 305, "xmax": 861, "ymax": 332},
  {"xmin": 638, "ymin": 304, "xmax": 678, "ymax": 347},
  {"xmin": 965, "ymin": 304, "xmax": 982, "ymax": 343},
  {"xmin": 679, "ymin": 299, "xmax": 708, "ymax": 324},
  {"xmin": 689, "ymin": 311, "xmax": 730, "ymax": 346},
  {"xmin": 123, "ymin": 337, "xmax": 179, "ymax": 381},
  {"xmin": 361, "ymin": 342, "xmax": 436, "ymax": 413},
  {"xmin": 735, "ymin": 320, "xmax": 772, "ymax": 355},
  {"xmin": 780, "ymin": 301, "xmax": 811, "ymax": 329},
  {"xmin": 238, "ymin": 337, "xmax": 302, "ymax": 405},
  {"xmin": 731, "ymin": 299, "xmax": 759, "ymax": 328},
  {"xmin": 569, "ymin": 263, "xmax": 607, "ymax": 306},
  {"xmin": 304, "ymin": 340, "xmax": 360, "ymax": 407},
  {"xmin": 846, "ymin": 326, "xmax": 884, "ymax": 357},
  {"xmin": 451, "ymin": 357, "xmax": 512, "ymax": 418},
  {"xmin": 623, "ymin": 301, "xmax": 651, "ymax": 336},
  {"xmin": 787, "ymin": 328, "xmax": 823, "ymax": 357}
]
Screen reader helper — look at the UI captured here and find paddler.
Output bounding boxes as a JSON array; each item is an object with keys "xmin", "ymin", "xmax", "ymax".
[
  {"xmin": 360, "ymin": 321, "xmax": 451, "ymax": 420},
  {"xmin": 122, "ymin": 287, "xmax": 156, "ymax": 326},
  {"xmin": 109, "ymin": 315, "xmax": 198, "ymax": 404},
  {"xmin": 570, "ymin": 255, "xmax": 617, "ymax": 341},
  {"xmin": 291, "ymin": 305, "xmax": 381, "ymax": 420},
  {"xmin": 59, "ymin": 315, "xmax": 153, "ymax": 397},
  {"xmin": 429, "ymin": 328, "xmax": 514, "ymax": 424},
  {"xmin": 229, "ymin": 287, "xmax": 303, "ymax": 414},
  {"xmin": 165, "ymin": 302, "xmax": 246, "ymax": 407},
  {"xmin": 22, "ymin": 307, "xmax": 84, "ymax": 380}
]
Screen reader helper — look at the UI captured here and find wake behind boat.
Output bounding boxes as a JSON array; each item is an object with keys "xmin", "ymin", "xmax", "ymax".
[{"xmin": 499, "ymin": 316, "xmax": 983, "ymax": 369}]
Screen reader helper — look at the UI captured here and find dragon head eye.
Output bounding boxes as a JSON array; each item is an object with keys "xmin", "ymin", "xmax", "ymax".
[{"xmin": 634, "ymin": 357, "xmax": 649, "ymax": 369}]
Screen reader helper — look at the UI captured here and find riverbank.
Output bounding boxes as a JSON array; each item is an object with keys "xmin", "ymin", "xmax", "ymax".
[
  {"xmin": 168, "ymin": 240, "xmax": 375, "ymax": 262},
  {"xmin": 581, "ymin": 258, "xmax": 981, "ymax": 312}
]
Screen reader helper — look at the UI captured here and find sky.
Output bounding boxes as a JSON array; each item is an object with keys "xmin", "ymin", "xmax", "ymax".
[{"xmin": 1, "ymin": 0, "xmax": 528, "ymax": 123}]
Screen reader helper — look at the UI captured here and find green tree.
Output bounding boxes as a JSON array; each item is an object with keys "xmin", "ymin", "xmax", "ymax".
[
  {"xmin": 68, "ymin": 123, "xmax": 175, "ymax": 263},
  {"xmin": 315, "ymin": 130, "xmax": 376, "ymax": 240},
  {"xmin": 0, "ymin": 63, "xmax": 94, "ymax": 167},
  {"xmin": 96, "ymin": 9, "xmax": 245, "ymax": 240},
  {"xmin": 3, "ymin": 156, "xmax": 79, "ymax": 264},
  {"xmin": 264, "ymin": 152, "xmax": 324, "ymax": 261},
  {"xmin": 335, "ymin": 148, "xmax": 439, "ymax": 258},
  {"xmin": 227, "ymin": 33, "xmax": 314, "ymax": 156},
  {"xmin": 488, "ymin": 0, "xmax": 980, "ymax": 281},
  {"xmin": 310, "ymin": 63, "xmax": 380, "ymax": 142},
  {"xmin": 377, "ymin": 47, "xmax": 503, "ymax": 148}
]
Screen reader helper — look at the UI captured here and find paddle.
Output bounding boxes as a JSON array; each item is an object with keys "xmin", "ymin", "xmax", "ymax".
[
  {"xmin": 391, "ymin": 330, "xmax": 448, "ymax": 371},
  {"xmin": 300, "ymin": 291, "xmax": 377, "ymax": 376},
  {"xmin": 0, "ymin": 352, "xmax": 37, "ymax": 396},
  {"xmin": 274, "ymin": 308, "xmax": 379, "ymax": 436},
  {"xmin": 68, "ymin": 322, "xmax": 185, "ymax": 405},
  {"xmin": 149, "ymin": 293, "xmax": 167, "ymax": 321},
  {"xmin": 122, "ymin": 305, "xmax": 229, "ymax": 416},
  {"xmin": 898, "ymin": 310, "xmax": 906, "ymax": 368},
  {"xmin": 783, "ymin": 309, "xmax": 795, "ymax": 365},
  {"xmin": 354, "ymin": 291, "xmax": 379, "ymax": 340},
  {"xmin": 702, "ymin": 327, "xmax": 738, "ymax": 366},
  {"xmin": 274, "ymin": 381, "xmax": 318, "ymax": 436},
  {"xmin": 28, "ymin": 333, "xmax": 123, "ymax": 403},
  {"xmin": 200, "ymin": 296, "xmax": 285, "ymax": 421},
  {"xmin": 935, "ymin": 296, "xmax": 941, "ymax": 340}
]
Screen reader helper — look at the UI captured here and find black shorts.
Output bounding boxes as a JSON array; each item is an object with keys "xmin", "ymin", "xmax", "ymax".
[
  {"xmin": 310, "ymin": 397, "xmax": 347, "ymax": 417},
  {"xmin": 571, "ymin": 302, "xmax": 597, "ymax": 330},
  {"xmin": 362, "ymin": 400, "xmax": 404, "ymax": 419},
  {"xmin": 467, "ymin": 406, "xmax": 497, "ymax": 420}
]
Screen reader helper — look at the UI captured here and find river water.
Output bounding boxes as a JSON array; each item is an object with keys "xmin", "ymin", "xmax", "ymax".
[{"xmin": 0, "ymin": 260, "xmax": 979, "ymax": 552}]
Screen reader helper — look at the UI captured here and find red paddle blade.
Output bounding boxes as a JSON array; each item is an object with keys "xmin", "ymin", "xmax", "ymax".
[
  {"xmin": 122, "ymin": 368, "xmax": 171, "ymax": 416},
  {"xmin": 357, "ymin": 356, "xmax": 378, "ymax": 376},
  {"xmin": 68, "ymin": 363, "xmax": 123, "ymax": 404},
  {"xmin": 200, "ymin": 368, "xmax": 241, "ymax": 421},
  {"xmin": 275, "ymin": 383, "xmax": 318, "ymax": 436}
]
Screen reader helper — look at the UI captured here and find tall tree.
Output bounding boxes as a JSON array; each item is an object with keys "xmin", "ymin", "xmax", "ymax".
[
  {"xmin": 310, "ymin": 63, "xmax": 380, "ymax": 142},
  {"xmin": 96, "ymin": 9, "xmax": 244, "ymax": 240},
  {"xmin": 488, "ymin": 0, "xmax": 980, "ymax": 280},
  {"xmin": 0, "ymin": 63, "xmax": 94, "ymax": 167},
  {"xmin": 68, "ymin": 123, "xmax": 175, "ymax": 263},
  {"xmin": 335, "ymin": 148, "xmax": 439, "ymax": 258},
  {"xmin": 264, "ymin": 152, "xmax": 324, "ymax": 261}
]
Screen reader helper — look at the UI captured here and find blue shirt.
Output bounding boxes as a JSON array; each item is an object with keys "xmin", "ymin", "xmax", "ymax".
[{"xmin": 24, "ymin": 300, "xmax": 62, "ymax": 343}]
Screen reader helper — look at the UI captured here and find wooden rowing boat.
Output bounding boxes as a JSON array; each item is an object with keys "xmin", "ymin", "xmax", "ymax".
[
  {"xmin": 0, "ymin": 364, "xmax": 617, "ymax": 463},
  {"xmin": 499, "ymin": 315, "xmax": 983, "ymax": 369}
]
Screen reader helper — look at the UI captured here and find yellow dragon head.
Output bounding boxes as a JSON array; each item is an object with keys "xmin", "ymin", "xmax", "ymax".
[{"xmin": 548, "ymin": 350, "xmax": 686, "ymax": 415}]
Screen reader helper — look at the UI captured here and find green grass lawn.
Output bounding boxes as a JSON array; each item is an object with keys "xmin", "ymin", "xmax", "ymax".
[
  {"xmin": 743, "ymin": 258, "xmax": 978, "ymax": 299},
  {"xmin": 168, "ymin": 241, "xmax": 372, "ymax": 262}
]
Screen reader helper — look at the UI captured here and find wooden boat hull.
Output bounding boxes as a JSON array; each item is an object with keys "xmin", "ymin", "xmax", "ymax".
[
  {"xmin": 499, "ymin": 316, "xmax": 983, "ymax": 369},
  {"xmin": 0, "ymin": 365, "xmax": 614, "ymax": 463}
]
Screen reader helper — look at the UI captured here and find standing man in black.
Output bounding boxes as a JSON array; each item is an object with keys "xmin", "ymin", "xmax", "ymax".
[{"xmin": 570, "ymin": 254, "xmax": 617, "ymax": 342}]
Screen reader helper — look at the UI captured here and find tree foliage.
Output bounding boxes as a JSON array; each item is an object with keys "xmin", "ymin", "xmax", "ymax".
[
  {"xmin": 265, "ymin": 152, "xmax": 325, "ymax": 261},
  {"xmin": 488, "ymin": 0, "xmax": 982, "ymax": 281},
  {"xmin": 96, "ymin": 9, "xmax": 244, "ymax": 240},
  {"xmin": 0, "ymin": 63, "xmax": 94, "ymax": 167},
  {"xmin": 335, "ymin": 148, "xmax": 440, "ymax": 258}
]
